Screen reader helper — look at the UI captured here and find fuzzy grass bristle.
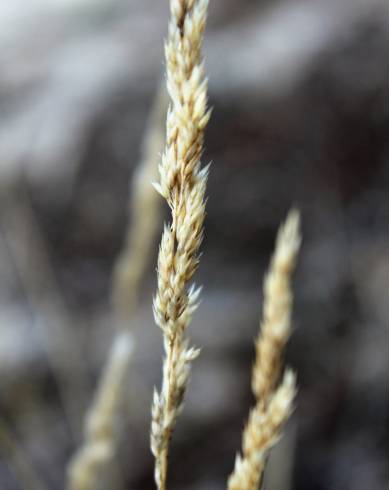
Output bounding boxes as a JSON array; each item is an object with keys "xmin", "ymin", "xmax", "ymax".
[
  {"xmin": 150, "ymin": 1, "xmax": 211, "ymax": 489},
  {"xmin": 227, "ymin": 210, "xmax": 301, "ymax": 490}
]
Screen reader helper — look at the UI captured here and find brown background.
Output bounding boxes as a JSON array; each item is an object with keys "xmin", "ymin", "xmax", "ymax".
[{"xmin": 0, "ymin": 0, "xmax": 389, "ymax": 488}]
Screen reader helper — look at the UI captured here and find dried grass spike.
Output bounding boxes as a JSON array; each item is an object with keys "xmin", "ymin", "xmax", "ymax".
[
  {"xmin": 150, "ymin": 0, "xmax": 211, "ymax": 489},
  {"xmin": 112, "ymin": 86, "xmax": 167, "ymax": 325},
  {"xmin": 228, "ymin": 371, "xmax": 296, "ymax": 490},
  {"xmin": 67, "ymin": 333, "xmax": 133, "ymax": 490},
  {"xmin": 227, "ymin": 210, "xmax": 301, "ymax": 490},
  {"xmin": 252, "ymin": 209, "xmax": 301, "ymax": 404}
]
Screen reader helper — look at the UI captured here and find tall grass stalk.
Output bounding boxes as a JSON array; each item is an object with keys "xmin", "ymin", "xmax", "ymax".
[
  {"xmin": 150, "ymin": 1, "xmax": 211, "ymax": 488},
  {"xmin": 227, "ymin": 210, "xmax": 301, "ymax": 490}
]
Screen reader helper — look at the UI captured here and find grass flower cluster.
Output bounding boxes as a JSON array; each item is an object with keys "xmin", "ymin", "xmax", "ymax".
[
  {"xmin": 228, "ymin": 211, "xmax": 301, "ymax": 490},
  {"xmin": 150, "ymin": 1, "xmax": 211, "ymax": 488},
  {"xmin": 149, "ymin": 2, "xmax": 301, "ymax": 489},
  {"xmin": 66, "ymin": 1, "xmax": 301, "ymax": 489}
]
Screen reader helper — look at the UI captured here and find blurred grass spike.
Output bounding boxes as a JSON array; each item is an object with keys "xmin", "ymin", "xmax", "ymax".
[
  {"xmin": 227, "ymin": 210, "xmax": 301, "ymax": 490},
  {"xmin": 67, "ymin": 333, "xmax": 133, "ymax": 490},
  {"xmin": 112, "ymin": 85, "xmax": 167, "ymax": 327},
  {"xmin": 252, "ymin": 209, "xmax": 301, "ymax": 407},
  {"xmin": 67, "ymin": 73, "xmax": 167, "ymax": 490}
]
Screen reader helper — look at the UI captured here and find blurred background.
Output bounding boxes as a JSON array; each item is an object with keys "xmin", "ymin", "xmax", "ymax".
[{"xmin": 1, "ymin": 0, "xmax": 389, "ymax": 488}]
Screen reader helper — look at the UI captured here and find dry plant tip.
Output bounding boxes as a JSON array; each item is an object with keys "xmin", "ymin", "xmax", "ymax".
[
  {"xmin": 227, "ymin": 210, "xmax": 301, "ymax": 490},
  {"xmin": 150, "ymin": 0, "xmax": 211, "ymax": 488}
]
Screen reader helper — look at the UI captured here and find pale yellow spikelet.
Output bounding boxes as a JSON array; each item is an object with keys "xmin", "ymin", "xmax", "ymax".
[
  {"xmin": 228, "ymin": 372, "xmax": 296, "ymax": 490},
  {"xmin": 67, "ymin": 333, "xmax": 133, "ymax": 490},
  {"xmin": 150, "ymin": 1, "xmax": 211, "ymax": 489},
  {"xmin": 227, "ymin": 210, "xmax": 301, "ymax": 490},
  {"xmin": 252, "ymin": 209, "xmax": 301, "ymax": 405}
]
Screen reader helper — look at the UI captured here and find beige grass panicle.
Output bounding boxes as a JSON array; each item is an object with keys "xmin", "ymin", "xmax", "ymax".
[
  {"xmin": 228, "ymin": 371, "xmax": 296, "ymax": 490},
  {"xmin": 252, "ymin": 209, "xmax": 301, "ymax": 407},
  {"xmin": 227, "ymin": 210, "xmax": 301, "ymax": 490},
  {"xmin": 150, "ymin": 1, "xmax": 211, "ymax": 489}
]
